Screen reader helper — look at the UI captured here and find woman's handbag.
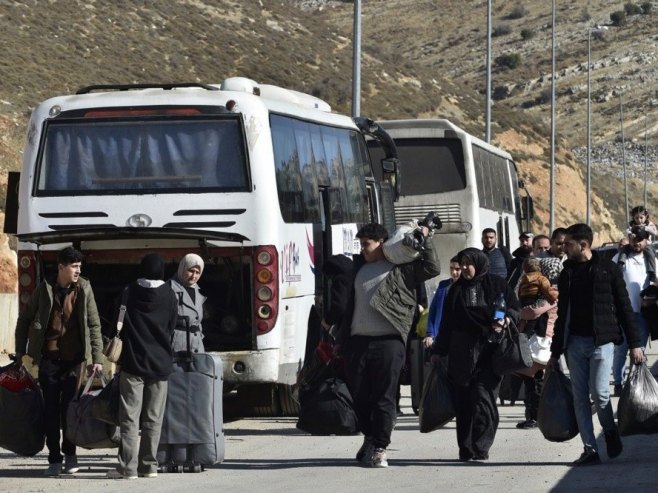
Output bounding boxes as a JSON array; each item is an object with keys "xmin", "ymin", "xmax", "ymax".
[
  {"xmin": 103, "ymin": 288, "xmax": 129, "ymax": 363},
  {"xmin": 492, "ymin": 320, "xmax": 533, "ymax": 375}
]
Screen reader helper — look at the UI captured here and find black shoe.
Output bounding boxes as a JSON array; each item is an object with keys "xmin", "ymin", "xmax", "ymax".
[
  {"xmin": 613, "ymin": 384, "xmax": 623, "ymax": 397},
  {"xmin": 604, "ymin": 430, "xmax": 623, "ymax": 458},
  {"xmin": 472, "ymin": 453, "xmax": 489, "ymax": 461},
  {"xmin": 571, "ymin": 447, "xmax": 601, "ymax": 466},
  {"xmin": 516, "ymin": 419, "xmax": 538, "ymax": 429}
]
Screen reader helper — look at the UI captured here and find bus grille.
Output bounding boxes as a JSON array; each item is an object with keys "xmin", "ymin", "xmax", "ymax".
[{"xmin": 394, "ymin": 204, "xmax": 462, "ymax": 225}]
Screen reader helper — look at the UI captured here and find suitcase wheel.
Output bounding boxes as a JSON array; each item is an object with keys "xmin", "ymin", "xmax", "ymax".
[
  {"xmin": 184, "ymin": 463, "xmax": 203, "ymax": 473},
  {"xmin": 157, "ymin": 465, "xmax": 167, "ymax": 474},
  {"xmin": 169, "ymin": 464, "xmax": 184, "ymax": 473}
]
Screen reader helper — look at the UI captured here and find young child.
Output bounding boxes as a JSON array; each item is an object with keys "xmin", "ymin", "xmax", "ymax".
[
  {"xmin": 517, "ymin": 257, "xmax": 558, "ymax": 306},
  {"xmin": 626, "ymin": 205, "xmax": 658, "ymax": 241}
]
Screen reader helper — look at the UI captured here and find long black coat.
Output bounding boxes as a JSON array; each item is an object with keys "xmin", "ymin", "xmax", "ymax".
[{"xmin": 434, "ymin": 274, "xmax": 520, "ymax": 386}]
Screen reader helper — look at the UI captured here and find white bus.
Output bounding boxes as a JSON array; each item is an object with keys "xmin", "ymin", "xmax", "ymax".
[
  {"xmin": 367, "ymin": 119, "xmax": 533, "ymax": 286},
  {"xmin": 4, "ymin": 78, "xmax": 398, "ymax": 414}
]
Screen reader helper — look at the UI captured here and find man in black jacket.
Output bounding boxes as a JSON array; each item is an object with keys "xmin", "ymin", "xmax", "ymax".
[
  {"xmin": 107, "ymin": 253, "xmax": 178, "ymax": 480},
  {"xmin": 548, "ymin": 224, "xmax": 643, "ymax": 466}
]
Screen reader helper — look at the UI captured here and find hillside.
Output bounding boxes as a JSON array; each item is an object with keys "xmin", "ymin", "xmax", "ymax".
[{"xmin": 1, "ymin": 0, "xmax": 657, "ymax": 252}]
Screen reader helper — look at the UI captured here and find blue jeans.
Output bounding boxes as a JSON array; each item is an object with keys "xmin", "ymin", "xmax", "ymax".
[
  {"xmin": 565, "ymin": 336, "xmax": 616, "ymax": 452},
  {"xmin": 612, "ymin": 312, "xmax": 649, "ymax": 386}
]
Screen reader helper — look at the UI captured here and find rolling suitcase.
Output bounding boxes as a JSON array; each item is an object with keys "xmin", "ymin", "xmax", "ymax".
[
  {"xmin": 410, "ymin": 339, "xmax": 433, "ymax": 415},
  {"xmin": 157, "ymin": 321, "xmax": 224, "ymax": 472}
]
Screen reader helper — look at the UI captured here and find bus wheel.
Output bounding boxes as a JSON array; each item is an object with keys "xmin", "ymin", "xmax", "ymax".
[{"xmin": 277, "ymin": 384, "xmax": 300, "ymax": 416}]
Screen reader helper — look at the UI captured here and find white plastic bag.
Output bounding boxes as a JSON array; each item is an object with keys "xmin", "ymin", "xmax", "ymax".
[
  {"xmin": 382, "ymin": 221, "xmax": 420, "ymax": 265},
  {"xmin": 528, "ymin": 334, "xmax": 552, "ymax": 365}
]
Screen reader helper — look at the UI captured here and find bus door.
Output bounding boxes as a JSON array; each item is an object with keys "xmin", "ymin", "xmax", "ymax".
[{"xmin": 317, "ymin": 186, "xmax": 343, "ymax": 313}]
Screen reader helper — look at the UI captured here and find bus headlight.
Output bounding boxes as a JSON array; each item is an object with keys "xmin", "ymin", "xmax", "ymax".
[
  {"xmin": 256, "ymin": 268, "xmax": 272, "ymax": 283},
  {"xmin": 257, "ymin": 286, "xmax": 272, "ymax": 301},
  {"xmin": 19, "ymin": 273, "xmax": 32, "ymax": 287},
  {"xmin": 257, "ymin": 251, "xmax": 272, "ymax": 265},
  {"xmin": 257, "ymin": 305, "xmax": 272, "ymax": 319}
]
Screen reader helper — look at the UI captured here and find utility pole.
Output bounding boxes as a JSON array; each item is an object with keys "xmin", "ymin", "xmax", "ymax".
[
  {"xmin": 620, "ymin": 93, "xmax": 628, "ymax": 217},
  {"xmin": 351, "ymin": 0, "xmax": 362, "ymax": 118},
  {"xmin": 549, "ymin": 0, "xmax": 556, "ymax": 234},
  {"xmin": 484, "ymin": 0, "xmax": 492, "ymax": 143},
  {"xmin": 644, "ymin": 113, "xmax": 648, "ymax": 208},
  {"xmin": 586, "ymin": 28, "xmax": 592, "ymax": 226}
]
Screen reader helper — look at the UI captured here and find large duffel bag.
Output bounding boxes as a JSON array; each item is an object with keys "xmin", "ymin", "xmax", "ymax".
[
  {"xmin": 157, "ymin": 352, "xmax": 225, "ymax": 472},
  {"xmin": 0, "ymin": 364, "xmax": 45, "ymax": 456},
  {"xmin": 296, "ymin": 377, "xmax": 359, "ymax": 436},
  {"xmin": 65, "ymin": 376, "xmax": 120, "ymax": 449}
]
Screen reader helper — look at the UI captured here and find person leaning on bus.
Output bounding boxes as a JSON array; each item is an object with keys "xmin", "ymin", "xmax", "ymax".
[
  {"xmin": 14, "ymin": 246, "xmax": 104, "ymax": 477},
  {"xmin": 338, "ymin": 222, "xmax": 440, "ymax": 468}
]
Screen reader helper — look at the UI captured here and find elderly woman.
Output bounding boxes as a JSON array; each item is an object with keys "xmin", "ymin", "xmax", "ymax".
[
  {"xmin": 168, "ymin": 254, "xmax": 207, "ymax": 355},
  {"xmin": 431, "ymin": 247, "xmax": 520, "ymax": 462}
]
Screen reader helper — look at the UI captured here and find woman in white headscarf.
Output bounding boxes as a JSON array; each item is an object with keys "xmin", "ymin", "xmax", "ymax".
[{"xmin": 168, "ymin": 254, "xmax": 207, "ymax": 355}]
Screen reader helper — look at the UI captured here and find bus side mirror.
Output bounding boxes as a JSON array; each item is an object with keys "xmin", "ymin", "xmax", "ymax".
[
  {"xmin": 518, "ymin": 179, "xmax": 526, "ymax": 189},
  {"xmin": 3, "ymin": 171, "xmax": 20, "ymax": 234},
  {"xmin": 381, "ymin": 157, "xmax": 400, "ymax": 201}
]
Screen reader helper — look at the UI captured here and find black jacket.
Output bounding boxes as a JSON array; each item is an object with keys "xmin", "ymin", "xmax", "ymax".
[
  {"xmin": 550, "ymin": 250, "xmax": 640, "ymax": 358},
  {"xmin": 433, "ymin": 274, "xmax": 520, "ymax": 386},
  {"xmin": 120, "ymin": 282, "xmax": 178, "ymax": 380}
]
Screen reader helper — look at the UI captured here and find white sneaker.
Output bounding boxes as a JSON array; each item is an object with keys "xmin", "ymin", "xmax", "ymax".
[
  {"xmin": 370, "ymin": 448, "xmax": 388, "ymax": 468},
  {"xmin": 107, "ymin": 469, "xmax": 138, "ymax": 479},
  {"xmin": 45, "ymin": 463, "xmax": 62, "ymax": 476},
  {"xmin": 64, "ymin": 455, "xmax": 79, "ymax": 474}
]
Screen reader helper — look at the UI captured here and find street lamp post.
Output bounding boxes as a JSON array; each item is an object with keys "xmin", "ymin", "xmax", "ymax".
[
  {"xmin": 549, "ymin": 0, "xmax": 556, "ymax": 234},
  {"xmin": 620, "ymin": 93, "xmax": 628, "ymax": 217},
  {"xmin": 484, "ymin": 0, "xmax": 492, "ymax": 143},
  {"xmin": 586, "ymin": 26, "xmax": 607, "ymax": 226},
  {"xmin": 351, "ymin": 0, "xmax": 362, "ymax": 118}
]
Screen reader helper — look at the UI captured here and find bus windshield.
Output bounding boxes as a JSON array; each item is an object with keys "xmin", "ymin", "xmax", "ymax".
[
  {"xmin": 368, "ymin": 137, "xmax": 467, "ymax": 195},
  {"xmin": 35, "ymin": 117, "xmax": 249, "ymax": 195}
]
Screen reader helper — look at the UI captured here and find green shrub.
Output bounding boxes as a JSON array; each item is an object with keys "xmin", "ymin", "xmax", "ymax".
[
  {"xmin": 610, "ymin": 10, "xmax": 627, "ymax": 25},
  {"xmin": 492, "ymin": 24, "xmax": 512, "ymax": 37},
  {"xmin": 507, "ymin": 5, "xmax": 529, "ymax": 19},
  {"xmin": 495, "ymin": 53, "xmax": 521, "ymax": 69},
  {"xmin": 520, "ymin": 28, "xmax": 536, "ymax": 40},
  {"xmin": 624, "ymin": 2, "xmax": 643, "ymax": 14},
  {"xmin": 641, "ymin": 1, "xmax": 652, "ymax": 13}
]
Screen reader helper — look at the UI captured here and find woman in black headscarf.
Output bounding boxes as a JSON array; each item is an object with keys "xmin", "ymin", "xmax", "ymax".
[{"xmin": 431, "ymin": 247, "xmax": 520, "ymax": 462}]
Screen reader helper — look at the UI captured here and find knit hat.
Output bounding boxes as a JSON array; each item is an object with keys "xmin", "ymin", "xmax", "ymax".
[
  {"xmin": 177, "ymin": 253, "xmax": 205, "ymax": 282},
  {"xmin": 140, "ymin": 253, "xmax": 165, "ymax": 281}
]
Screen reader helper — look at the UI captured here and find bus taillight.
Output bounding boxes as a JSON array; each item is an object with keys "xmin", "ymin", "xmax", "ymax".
[
  {"xmin": 253, "ymin": 246, "xmax": 278, "ymax": 334},
  {"xmin": 17, "ymin": 251, "xmax": 37, "ymax": 310}
]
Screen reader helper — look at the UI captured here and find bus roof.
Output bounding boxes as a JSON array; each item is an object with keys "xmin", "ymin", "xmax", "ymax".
[
  {"xmin": 376, "ymin": 118, "xmax": 514, "ymax": 161},
  {"xmin": 31, "ymin": 77, "xmax": 355, "ymax": 129}
]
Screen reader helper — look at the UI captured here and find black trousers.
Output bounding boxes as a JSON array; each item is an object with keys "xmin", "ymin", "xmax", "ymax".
[
  {"xmin": 38, "ymin": 358, "xmax": 80, "ymax": 464},
  {"xmin": 345, "ymin": 335, "xmax": 405, "ymax": 449},
  {"xmin": 450, "ymin": 361, "xmax": 502, "ymax": 460},
  {"xmin": 522, "ymin": 369, "xmax": 544, "ymax": 421}
]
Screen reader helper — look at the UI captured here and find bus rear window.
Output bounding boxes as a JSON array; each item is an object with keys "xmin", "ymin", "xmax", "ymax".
[
  {"xmin": 35, "ymin": 117, "xmax": 249, "ymax": 195},
  {"xmin": 368, "ymin": 138, "xmax": 466, "ymax": 195}
]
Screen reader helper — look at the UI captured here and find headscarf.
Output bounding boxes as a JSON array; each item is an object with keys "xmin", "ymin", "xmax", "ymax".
[
  {"xmin": 140, "ymin": 253, "xmax": 165, "ymax": 281},
  {"xmin": 177, "ymin": 253, "xmax": 205, "ymax": 284},
  {"xmin": 457, "ymin": 247, "xmax": 490, "ymax": 283},
  {"xmin": 539, "ymin": 256, "xmax": 563, "ymax": 285}
]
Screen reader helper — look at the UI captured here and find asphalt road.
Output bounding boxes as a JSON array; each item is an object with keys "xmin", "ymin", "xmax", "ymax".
[{"xmin": 2, "ymin": 347, "xmax": 658, "ymax": 493}]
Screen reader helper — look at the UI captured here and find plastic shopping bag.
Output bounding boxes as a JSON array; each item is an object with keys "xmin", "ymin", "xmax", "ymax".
[
  {"xmin": 418, "ymin": 360, "xmax": 455, "ymax": 433},
  {"xmin": 537, "ymin": 367, "xmax": 578, "ymax": 442},
  {"xmin": 617, "ymin": 362, "xmax": 658, "ymax": 436}
]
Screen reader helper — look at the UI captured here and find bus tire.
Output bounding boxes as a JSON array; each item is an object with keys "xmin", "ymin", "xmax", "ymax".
[{"xmin": 277, "ymin": 384, "xmax": 300, "ymax": 416}]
